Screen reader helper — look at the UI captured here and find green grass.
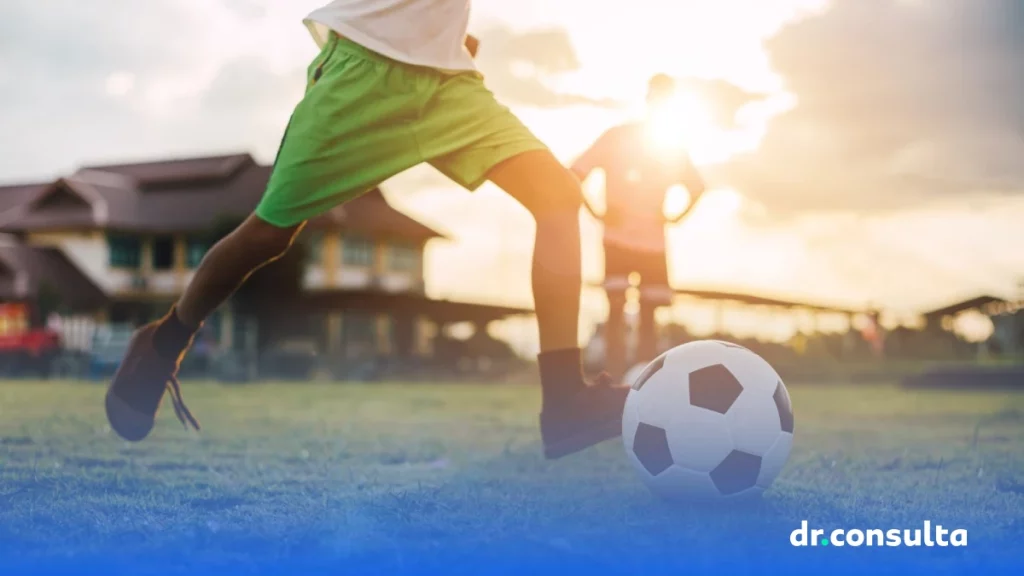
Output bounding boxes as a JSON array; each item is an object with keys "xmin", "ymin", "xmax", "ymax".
[{"xmin": 0, "ymin": 380, "xmax": 1022, "ymax": 573}]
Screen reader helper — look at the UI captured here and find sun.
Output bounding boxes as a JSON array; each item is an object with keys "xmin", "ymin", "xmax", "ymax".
[{"xmin": 642, "ymin": 90, "xmax": 731, "ymax": 166}]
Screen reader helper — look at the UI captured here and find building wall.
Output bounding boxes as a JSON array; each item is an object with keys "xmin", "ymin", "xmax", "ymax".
[
  {"xmin": 324, "ymin": 310, "xmax": 436, "ymax": 358},
  {"xmin": 303, "ymin": 265, "xmax": 327, "ymax": 289},
  {"xmin": 20, "ymin": 230, "xmax": 465, "ymax": 363},
  {"xmin": 27, "ymin": 231, "xmax": 133, "ymax": 294},
  {"xmin": 27, "ymin": 231, "xmax": 189, "ymax": 297},
  {"xmin": 338, "ymin": 268, "xmax": 374, "ymax": 289},
  {"xmin": 302, "ymin": 232, "xmax": 425, "ymax": 293},
  {"xmin": 30, "ymin": 229, "xmax": 426, "ymax": 300}
]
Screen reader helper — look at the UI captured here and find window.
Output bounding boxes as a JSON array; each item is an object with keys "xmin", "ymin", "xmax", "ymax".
[
  {"xmin": 305, "ymin": 230, "xmax": 324, "ymax": 266},
  {"xmin": 107, "ymin": 233, "xmax": 141, "ymax": 269},
  {"xmin": 345, "ymin": 312, "xmax": 376, "ymax": 341},
  {"xmin": 186, "ymin": 237, "xmax": 210, "ymax": 268},
  {"xmin": 342, "ymin": 236, "xmax": 374, "ymax": 267},
  {"xmin": 388, "ymin": 242, "xmax": 420, "ymax": 272},
  {"xmin": 152, "ymin": 235, "xmax": 174, "ymax": 271},
  {"xmin": 342, "ymin": 312, "xmax": 377, "ymax": 355}
]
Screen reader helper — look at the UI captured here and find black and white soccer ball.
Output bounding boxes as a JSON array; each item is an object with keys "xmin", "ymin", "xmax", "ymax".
[
  {"xmin": 622, "ymin": 340, "xmax": 794, "ymax": 502},
  {"xmin": 623, "ymin": 362, "xmax": 651, "ymax": 387}
]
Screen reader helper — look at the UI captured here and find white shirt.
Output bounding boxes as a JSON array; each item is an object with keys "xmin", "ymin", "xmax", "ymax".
[{"xmin": 304, "ymin": 0, "xmax": 477, "ymax": 72}]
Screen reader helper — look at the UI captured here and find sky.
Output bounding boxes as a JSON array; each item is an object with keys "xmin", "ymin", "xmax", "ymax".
[{"xmin": 2, "ymin": 0, "xmax": 1023, "ymax": 348}]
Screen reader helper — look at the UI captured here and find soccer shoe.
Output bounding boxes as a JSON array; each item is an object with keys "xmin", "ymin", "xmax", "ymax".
[
  {"xmin": 540, "ymin": 373, "xmax": 629, "ymax": 459},
  {"xmin": 105, "ymin": 322, "xmax": 200, "ymax": 442}
]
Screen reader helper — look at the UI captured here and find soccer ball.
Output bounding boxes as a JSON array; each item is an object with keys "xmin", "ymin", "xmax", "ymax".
[
  {"xmin": 622, "ymin": 340, "xmax": 794, "ymax": 502},
  {"xmin": 623, "ymin": 362, "xmax": 651, "ymax": 387}
]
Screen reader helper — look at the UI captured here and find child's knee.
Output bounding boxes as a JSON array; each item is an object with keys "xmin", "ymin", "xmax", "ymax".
[
  {"xmin": 244, "ymin": 216, "xmax": 301, "ymax": 259},
  {"xmin": 527, "ymin": 171, "xmax": 584, "ymax": 221}
]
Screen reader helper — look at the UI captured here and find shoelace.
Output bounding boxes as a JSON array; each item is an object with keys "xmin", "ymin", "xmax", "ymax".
[{"xmin": 166, "ymin": 375, "xmax": 201, "ymax": 431}]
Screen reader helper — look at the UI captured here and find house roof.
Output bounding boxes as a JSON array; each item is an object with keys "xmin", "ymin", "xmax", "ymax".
[
  {"xmin": 0, "ymin": 183, "xmax": 47, "ymax": 211},
  {"xmin": 0, "ymin": 239, "xmax": 107, "ymax": 312},
  {"xmin": 921, "ymin": 295, "xmax": 1008, "ymax": 319},
  {"xmin": 0, "ymin": 153, "xmax": 444, "ymax": 242}
]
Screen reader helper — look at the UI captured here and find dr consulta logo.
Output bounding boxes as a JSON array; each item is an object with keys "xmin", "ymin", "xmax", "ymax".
[{"xmin": 791, "ymin": 521, "xmax": 968, "ymax": 547}]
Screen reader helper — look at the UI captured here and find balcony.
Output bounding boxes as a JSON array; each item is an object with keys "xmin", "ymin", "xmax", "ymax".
[{"xmin": 302, "ymin": 263, "xmax": 424, "ymax": 294}]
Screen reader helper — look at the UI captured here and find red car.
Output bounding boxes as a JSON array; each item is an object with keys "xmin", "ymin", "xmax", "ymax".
[{"xmin": 0, "ymin": 302, "xmax": 62, "ymax": 376}]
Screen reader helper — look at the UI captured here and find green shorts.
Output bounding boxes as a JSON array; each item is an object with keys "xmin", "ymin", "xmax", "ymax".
[{"xmin": 256, "ymin": 33, "xmax": 549, "ymax": 227}]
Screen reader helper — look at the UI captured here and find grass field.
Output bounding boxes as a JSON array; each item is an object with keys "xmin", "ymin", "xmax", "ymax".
[{"xmin": 0, "ymin": 380, "xmax": 1022, "ymax": 575}]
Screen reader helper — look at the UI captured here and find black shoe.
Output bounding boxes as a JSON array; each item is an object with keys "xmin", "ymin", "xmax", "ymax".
[
  {"xmin": 105, "ymin": 322, "xmax": 199, "ymax": 442},
  {"xmin": 540, "ymin": 373, "xmax": 629, "ymax": 459}
]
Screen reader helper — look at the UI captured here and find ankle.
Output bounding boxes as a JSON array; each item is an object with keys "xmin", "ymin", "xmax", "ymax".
[
  {"xmin": 538, "ymin": 348, "xmax": 586, "ymax": 408},
  {"xmin": 152, "ymin": 307, "xmax": 199, "ymax": 361},
  {"xmin": 174, "ymin": 305, "xmax": 203, "ymax": 330}
]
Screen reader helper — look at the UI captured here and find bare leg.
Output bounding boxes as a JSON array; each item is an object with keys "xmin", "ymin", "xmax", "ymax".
[
  {"xmin": 486, "ymin": 150, "xmax": 583, "ymax": 354},
  {"xmin": 637, "ymin": 296, "xmax": 658, "ymax": 363},
  {"xmin": 153, "ymin": 214, "xmax": 303, "ymax": 356},
  {"xmin": 177, "ymin": 215, "xmax": 303, "ymax": 326},
  {"xmin": 605, "ymin": 290, "xmax": 627, "ymax": 380},
  {"xmin": 107, "ymin": 213, "xmax": 304, "ymax": 441},
  {"xmin": 486, "ymin": 149, "xmax": 629, "ymax": 458},
  {"xmin": 487, "ymin": 150, "xmax": 630, "ymax": 458}
]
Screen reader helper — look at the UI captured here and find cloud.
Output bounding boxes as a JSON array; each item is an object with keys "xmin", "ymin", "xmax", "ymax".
[
  {"xmin": 677, "ymin": 78, "xmax": 767, "ymax": 130},
  {"xmin": 713, "ymin": 0, "xmax": 1024, "ymax": 214},
  {"xmin": 475, "ymin": 27, "xmax": 620, "ymax": 108},
  {"xmin": 0, "ymin": 6, "xmax": 611, "ymax": 182},
  {"xmin": 220, "ymin": 0, "xmax": 270, "ymax": 20},
  {"xmin": 0, "ymin": 0, "xmax": 315, "ymax": 182},
  {"xmin": 0, "ymin": 1, "xmax": 216, "ymax": 86}
]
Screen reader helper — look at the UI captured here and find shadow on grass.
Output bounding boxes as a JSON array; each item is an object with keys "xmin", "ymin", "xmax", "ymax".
[
  {"xmin": 270, "ymin": 443, "xmax": 1015, "ymax": 576},
  {"xmin": 2, "ymin": 382, "xmax": 1022, "ymax": 576},
  {"xmin": 3, "ymin": 450, "xmax": 1020, "ymax": 576}
]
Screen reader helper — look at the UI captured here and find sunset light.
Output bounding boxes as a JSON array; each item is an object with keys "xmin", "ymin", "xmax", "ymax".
[
  {"xmin": 2, "ymin": 2, "xmax": 1023, "ymax": 574},
  {"xmin": 637, "ymin": 85, "xmax": 783, "ymax": 167},
  {"xmin": 644, "ymin": 91, "xmax": 714, "ymax": 159}
]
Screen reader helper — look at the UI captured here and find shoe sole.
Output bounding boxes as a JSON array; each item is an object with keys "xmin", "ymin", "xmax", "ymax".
[
  {"xmin": 105, "ymin": 391, "xmax": 156, "ymax": 442},
  {"xmin": 543, "ymin": 414, "xmax": 623, "ymax": 460}
]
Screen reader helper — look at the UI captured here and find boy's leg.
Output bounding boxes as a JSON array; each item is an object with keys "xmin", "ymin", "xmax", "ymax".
[
  {"xmin": 637, "ymin": 298, "xmax": 658, "ymax": 364},
  {"xmin": 605, "ymin": 289, "xmax": 628, "ymax": 381},
  {"xmin": 106, "ymin": 33, "xmax": 428, "ymax": 442},
  {"xmin": 418, "ymin": 74, "xmax": 628, "ymax": 459},
  {"xmin": 104, "ymin": 215, "xmax": 300, "ymax": 441},
  {"xmin": 636, "ymin": 250, "xmax": 672, "ymax": 363},
  {"xmin": 485, "ymin": 152, "xmax": 627, "ymax": 459},
  {"xmin": 486, "ymin": 151, "xmax": 582, "ymax": 353},
  {"xmin": 174, "ymin": 216, "xmax": 302, "ymax": 328},
  {"xmin": 602, "ymin": 242, "xmax": 632, "ymax": 380}
]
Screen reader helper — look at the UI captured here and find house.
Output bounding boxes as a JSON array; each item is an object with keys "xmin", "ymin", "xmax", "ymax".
[
  {"xmin": 920, "ymin": 295, "xmax": 1011, "ymax": 332},
  {"xmin": 0, "ymin": 153, "xmax": 531, "ymax": 372},
  {"xmin": 0, "ymin": 239, "xmax": 107, "ymax": 317}
]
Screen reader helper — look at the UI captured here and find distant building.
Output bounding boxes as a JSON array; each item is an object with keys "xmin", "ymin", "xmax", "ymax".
[
  {"xmin": 585, "ymin": 281, "xmax": 865, "ymax": 372},
  {"xmin": 920, "ymin": 295, "xmax": 1009, "ymax": 333},
  {"xmin": 917, "ymin": 294, "xmax": 1022, "ymax": 358},
  {"xmin": 990, "ymin": 310, "xmax": 1023, "ymax": 355},
  {"xmin": 0, "ymin": 154, "xmax": 530, "ymax": 373}
]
